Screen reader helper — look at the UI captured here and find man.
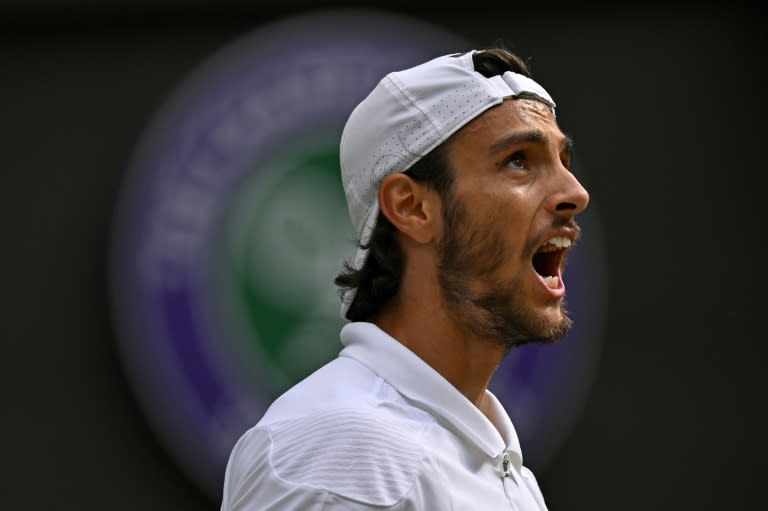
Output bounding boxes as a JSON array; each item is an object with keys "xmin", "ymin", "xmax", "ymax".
[{"xmin": 221, "ymin": 47, "xmax": 589, "ymax": 510}]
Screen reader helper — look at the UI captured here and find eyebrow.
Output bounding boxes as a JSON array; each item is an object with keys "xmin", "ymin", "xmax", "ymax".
[{"xmin": 489, "ymin": 130, "xmax": 574, "ymax": 158}]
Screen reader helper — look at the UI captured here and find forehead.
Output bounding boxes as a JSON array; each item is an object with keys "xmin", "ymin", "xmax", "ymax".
[{"xmin": 449, "ymin": 98, "xmax": 564, "ymax": 153}]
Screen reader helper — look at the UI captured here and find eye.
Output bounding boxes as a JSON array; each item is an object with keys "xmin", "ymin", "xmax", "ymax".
[
  {"xmin": 504, "ymin": 151, "xmax": 526, "ymax": 170},
  {"xmin": 561, "ymin": 142, "xmax": 574, "ymax": 171}
]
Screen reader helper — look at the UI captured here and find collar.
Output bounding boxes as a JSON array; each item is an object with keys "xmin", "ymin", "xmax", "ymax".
[{"xmin": 339, "ymin": 322, "xmax": 522, "ymax": 468}]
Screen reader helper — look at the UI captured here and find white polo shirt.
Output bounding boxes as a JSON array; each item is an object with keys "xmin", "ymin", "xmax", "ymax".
[{"xmin": 221, "ymin": 322, "xmax": 549, "ymax": 510}]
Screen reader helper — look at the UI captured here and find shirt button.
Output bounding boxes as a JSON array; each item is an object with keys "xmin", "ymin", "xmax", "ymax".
[{"xmin": 500, "ymin": 451, "xmax": 512, "ymax": 478}]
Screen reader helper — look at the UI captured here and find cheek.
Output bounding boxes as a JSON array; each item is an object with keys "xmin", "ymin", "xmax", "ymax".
[
  {"xmin": 489, "ymin": 194, "xmax": 534, "ymax": 237},
  {"xmin": 497, "ymin": 206, "xmax": 541, "ymax": 269},
  {"xmin": 453, "ymin": 182, "xmax": 536, "ymax": 246}
]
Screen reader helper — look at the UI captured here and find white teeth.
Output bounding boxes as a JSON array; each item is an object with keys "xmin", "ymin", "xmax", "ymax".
[
  {"xmin": 543, "ymin": 276, "xmax": 559, "ymax": 289},
  {"xmin": 539, "ymin": 236, "xmax": 572, "ymax": 252},
  {"xmin": 548, "ymin": 236, "xmax": 572, "ymax": 248}
]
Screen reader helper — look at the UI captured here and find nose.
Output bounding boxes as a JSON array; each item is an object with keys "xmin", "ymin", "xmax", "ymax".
[{"xmin": 550, "ymin": 167, "xmax": 590, "ymax": 217}]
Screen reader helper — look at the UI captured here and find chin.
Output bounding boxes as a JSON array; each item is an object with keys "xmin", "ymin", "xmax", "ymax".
[{"xmin": 496, "ymin": 303, "xmax": 574, "ymax": 349}]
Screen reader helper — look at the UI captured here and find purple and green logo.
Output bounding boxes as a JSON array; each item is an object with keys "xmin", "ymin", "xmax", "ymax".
[{"xmin": 109, "ymin": 9, "xmax": 604, "ymax": 499}]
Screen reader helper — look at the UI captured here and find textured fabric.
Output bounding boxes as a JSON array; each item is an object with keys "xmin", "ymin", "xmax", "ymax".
[
  {"xmin": 338, "ymin": 50, "xmax": 555, "ymax": 318},
  {"xmin": 221, "ymin": 322, "xmax": 549, "ymax": 510},
  {"xmin": 269, "ymin": 409, "xmax": 423, "ymax": 505}
]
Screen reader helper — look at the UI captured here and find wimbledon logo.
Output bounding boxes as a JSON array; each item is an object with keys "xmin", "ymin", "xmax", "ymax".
[{"xmin": 109, "ymin": 10, "xmax": 605, "ymax": 500}]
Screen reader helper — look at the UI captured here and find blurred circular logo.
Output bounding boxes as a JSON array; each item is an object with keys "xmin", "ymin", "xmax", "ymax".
[{"xmin": 109, "ymin": 9, "xmax": 604, "ymax": 500}]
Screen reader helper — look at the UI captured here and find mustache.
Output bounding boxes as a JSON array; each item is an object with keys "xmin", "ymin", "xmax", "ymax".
[{"xmin": 558, "ymin": 218, "xmax": 582, "ymax": 242}]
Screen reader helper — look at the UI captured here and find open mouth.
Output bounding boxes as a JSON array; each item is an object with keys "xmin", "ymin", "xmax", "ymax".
[{"xmin": 532, "ymin": 236, "xmax": 571, "ymax": 289}]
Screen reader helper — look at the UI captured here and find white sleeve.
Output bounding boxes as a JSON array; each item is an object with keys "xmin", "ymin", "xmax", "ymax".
[
  {"xmin": 221, "ymin": 427, "xmax": 332, "ymax": 511},
  {"xmin": 221, "ymin": 417, "xmax": 450, "ymax": 511}
]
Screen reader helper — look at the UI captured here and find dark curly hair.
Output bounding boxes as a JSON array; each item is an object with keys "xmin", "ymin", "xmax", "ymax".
[{"xmin": 335, "ymin": 47, "xmax": 534, "ymax": 321}]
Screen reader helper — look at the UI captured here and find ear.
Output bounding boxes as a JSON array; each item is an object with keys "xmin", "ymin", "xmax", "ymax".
[{"xmin": 378, "ymin": 173, "xmax": 440, "ymax": 245}]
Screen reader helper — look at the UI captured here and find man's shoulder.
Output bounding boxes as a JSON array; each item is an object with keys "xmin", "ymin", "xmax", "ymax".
[
  {"xmin": 233, "ymin": 405, "xmax": 435, "ymax": 507},
  {"xmin": 259, "ymin": 352, "xmax": 427, "ymax": 425},
  {"xmin": 263, "ymin": 400, "xmax": 433, "ymax": 445}
]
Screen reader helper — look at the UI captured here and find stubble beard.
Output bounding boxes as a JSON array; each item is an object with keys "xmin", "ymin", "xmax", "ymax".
[{"xmin": 436, "ymin": 194, "xmax": 573, "ymax": 351}]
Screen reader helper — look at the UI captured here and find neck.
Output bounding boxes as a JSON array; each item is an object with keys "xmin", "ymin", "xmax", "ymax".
[{"xmin": 374, "ymin": 278, "xmax": 506, "ymax": 407}]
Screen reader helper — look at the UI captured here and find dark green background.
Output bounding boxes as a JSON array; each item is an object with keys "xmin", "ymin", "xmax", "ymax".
[{"xmin": 2, "ymin": 1, "xmax": 763, "ymax": 509}]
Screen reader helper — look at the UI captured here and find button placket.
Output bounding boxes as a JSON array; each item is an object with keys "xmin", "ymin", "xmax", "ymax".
[{"xmin": 498, "ymin": 450, "xmax": 521, "ymax": 509}]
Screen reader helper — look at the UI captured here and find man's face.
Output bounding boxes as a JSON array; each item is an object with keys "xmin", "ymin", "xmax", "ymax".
[{"xmin": 437, "ymin": 98, "xmax": 589, "ymax": 349}]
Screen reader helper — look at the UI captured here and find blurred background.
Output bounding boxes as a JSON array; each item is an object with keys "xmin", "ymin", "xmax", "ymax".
[{"xmin": 1, "ymin": 1, "xmax": 763, "ymax": 510}]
